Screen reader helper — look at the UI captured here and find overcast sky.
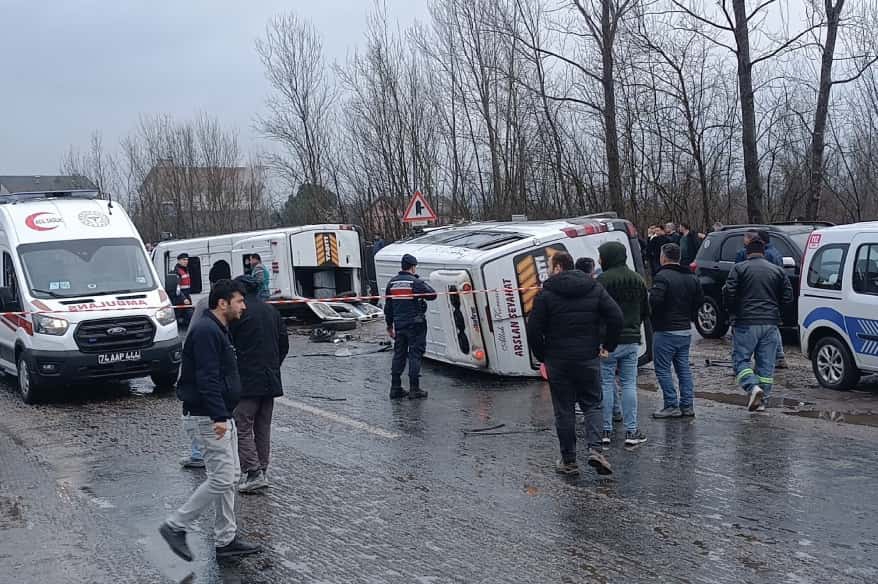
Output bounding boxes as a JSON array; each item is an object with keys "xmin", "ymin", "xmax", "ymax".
[{"xmin": 0, "ymin": 0, "xmax": 427, "ymax": 174}]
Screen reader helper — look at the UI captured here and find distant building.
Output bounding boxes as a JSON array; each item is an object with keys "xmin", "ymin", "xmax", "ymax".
[
  {"xmin": 0, "ymin": 175, "xmax": 97, "ymax": 194},
  {"xmin": 135, "ymin": 159, "xmax": 269, "ymax": 240}
]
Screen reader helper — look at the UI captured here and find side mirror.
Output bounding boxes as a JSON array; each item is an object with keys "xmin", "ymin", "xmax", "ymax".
[
  {"xmin": 782, "ymin": 257, "xmax": 796, "ymax": 269},
  {"xmin": 164, "ymin": 273, "xmax": 180, "ymax": 298},
  {"xmin": 0, "ymin": 287, "xmax": 20, "ymax": 312}
]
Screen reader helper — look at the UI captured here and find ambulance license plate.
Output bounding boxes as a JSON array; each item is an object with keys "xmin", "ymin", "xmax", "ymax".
[{"xmin": 98, "ymin": 351, "xmax": 142, "ymax": 365}]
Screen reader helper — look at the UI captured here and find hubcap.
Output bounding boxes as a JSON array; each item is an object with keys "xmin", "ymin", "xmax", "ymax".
[
  {"xmin": 816, "ymin": 344, "xmax": 844, "ymax": 385},
  {"xmin": 18, "ymin": 359, "xmax": 30, "ymax": 399},
  {"xmin": 698, "ymin": 302, "xmax": 717, "ymax": 333}
]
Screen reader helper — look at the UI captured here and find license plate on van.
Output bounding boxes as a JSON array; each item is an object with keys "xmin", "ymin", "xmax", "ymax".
[{"xmin": 98, "ymin": 351, "xmax": 142, "ymax": 365}]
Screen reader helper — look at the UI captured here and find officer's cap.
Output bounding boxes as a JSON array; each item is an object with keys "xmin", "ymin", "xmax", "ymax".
[
  {"xmin": 401, "ymin": 254, "xmax": 418, "ymax": 269},
  {"xmin": 177, "ymin": 253, "xmax": 189, "ymax": 260}
]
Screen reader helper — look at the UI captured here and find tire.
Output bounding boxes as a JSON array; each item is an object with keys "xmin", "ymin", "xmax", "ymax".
[
  {"xmin": 151, "ymin": 370, "xmax": 179, "ymax": 392},
  {"xmin": 17, "ymin": 355, "xmax": 45, "ymax": 405},
  {"xmin": 811, "ymin": 336, "xmax": 860, "ymax": 391},
  {"xmin": 695, "ymin": 296, "xmax": 729, "ymax": 339}
]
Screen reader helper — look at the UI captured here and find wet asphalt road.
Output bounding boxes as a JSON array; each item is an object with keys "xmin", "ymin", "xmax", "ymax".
[{"xmin": 1, "ymin": 324, "xmax": 877, "ymax": 583}]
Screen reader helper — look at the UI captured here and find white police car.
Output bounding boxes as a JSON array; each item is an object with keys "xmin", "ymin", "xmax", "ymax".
[{"xmin": 799, "ymin": 222, "xmax": 878, "ymax": 389}]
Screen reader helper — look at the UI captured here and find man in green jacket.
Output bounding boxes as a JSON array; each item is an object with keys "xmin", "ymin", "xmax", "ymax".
[{"xmin": 597, "ymin": 242, "xmax": 650, "ymax": 446}]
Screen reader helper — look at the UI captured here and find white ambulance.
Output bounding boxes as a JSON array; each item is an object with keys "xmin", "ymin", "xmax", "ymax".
[
  {"xmin": 375, "ymin": 216, "xmax": 651, "ymax": 376},
  {"xmin": 151, "ymin": 224, "xmax": 369, "ymax": 322},
  {"xmin": 0, "ymin": 190, "xmax": 181, "ymax": 403},
  {"xmin": 799, "ymin": 222, "xmax": 878, "ymax": 390}
]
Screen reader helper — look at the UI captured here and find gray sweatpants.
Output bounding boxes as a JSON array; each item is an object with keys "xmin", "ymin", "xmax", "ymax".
[
  {"xmin": 234, "ymin": 397, "xmax": 275, "ymax": 474},
  {"xmin": 167, "ymin": 416, "xmax": 240, "ymax": 547}
]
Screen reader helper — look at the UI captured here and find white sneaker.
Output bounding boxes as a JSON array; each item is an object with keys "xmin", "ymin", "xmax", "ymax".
[{"xmin": 748, "ymin": 386, "xmax": 765, "ymax": 412}]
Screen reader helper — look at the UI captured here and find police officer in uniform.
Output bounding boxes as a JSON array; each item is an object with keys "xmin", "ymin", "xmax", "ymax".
[{"xmin": 385, "ymin": 254, "xmax": 437, "ymax": 400}]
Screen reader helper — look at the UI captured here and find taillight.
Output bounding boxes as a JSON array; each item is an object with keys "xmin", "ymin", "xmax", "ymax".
[
  {"xmin": 271, "ymin": 261, "xmax": 280, "ymax": 273},
  {"xmin": 159, "ymin": 289, "xmax": 169, "ymax": 302},
  {"xmin": 626, "ymin": 222, "xmax": 638, "ymax": 237},
  {"xmin": 561, "ymin": 223, "xmax": 608, "ymax": 238},
  {"xmin": 690, "ymin": 261, "xmax": 697, "ymax": 273},
  {"xmin": 473, "ymin": 348, "xmax": 486, "ymax": 361},
  {"xmin": 462, "ymin": 282, "xmax": 473, "ymax": 292}
]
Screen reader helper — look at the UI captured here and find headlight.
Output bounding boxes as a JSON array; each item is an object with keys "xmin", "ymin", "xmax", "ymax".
[
  {"xmin": 155, "ymin": 307, "xmax": 176, "ymax": 326},
  {"xmin": 33, "ymin": 314, "xmax": 69, "ymax": 336}
]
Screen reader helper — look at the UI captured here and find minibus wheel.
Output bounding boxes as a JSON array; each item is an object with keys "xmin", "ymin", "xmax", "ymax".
[{"xmin": 17, "ymin": 356, "xmax": 44, "ymax": 405}]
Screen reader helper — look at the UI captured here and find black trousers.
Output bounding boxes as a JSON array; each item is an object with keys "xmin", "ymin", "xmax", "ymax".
[
  {"xmin": 546, "ymin": 358, "xmax": 603, "ymax": 463},
  {"xmin": 391, "ymin": 322, "xmax": 427, "ymax": 387}
]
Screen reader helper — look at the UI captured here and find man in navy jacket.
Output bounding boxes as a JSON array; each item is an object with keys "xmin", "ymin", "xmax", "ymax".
[
  {"xmin": 160, "ymin": 279, "xmax": 263, "ymax": 562},
  {"xmin": 385, "ymin": 254, "xmax": 437, "ymax": 400}
]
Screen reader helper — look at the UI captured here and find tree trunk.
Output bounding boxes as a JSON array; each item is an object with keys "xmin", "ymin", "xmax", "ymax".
[
  {"xmin": 806, "ymin": 0, "xmax": 843, "ymax": 221},
  {"xmin": 732, "ymin": 0, "xmax": 764, "ymax": 223},
  {"xmin": 602, "ymin": 0, "xmax": 625, "ymax": 216}
]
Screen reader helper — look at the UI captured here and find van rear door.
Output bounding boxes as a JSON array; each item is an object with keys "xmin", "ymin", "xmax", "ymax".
[
  {"xmin": 290, "ymin": 228, "xmax": 362, "ymax": 298},
  {"xmin": 427, "ymin": 270, "xmax": 487, "ymax": 368}
]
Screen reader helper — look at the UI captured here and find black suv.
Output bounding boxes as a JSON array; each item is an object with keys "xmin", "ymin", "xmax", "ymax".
[{"xmin": 692, "ymin": 223, "xmax": 831, "ymax": 338}]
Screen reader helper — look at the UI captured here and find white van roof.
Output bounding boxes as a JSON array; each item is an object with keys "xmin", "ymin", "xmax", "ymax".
[
  {"xmin": 816, "ymin": 221, "xmax": 878, "ymax": 234},
  {"xmin": 0, "ymin": 194, "xmax": 133, "ymax": 245},
  {"xmin": 378, "ymin": 217, "xmax": 631, "ymax": 264},
  {"xmin": 155, "ymin": 223, "xmax": 358, "ymax": 248}
]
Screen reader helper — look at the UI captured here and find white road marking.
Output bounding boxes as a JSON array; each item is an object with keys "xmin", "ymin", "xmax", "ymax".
[{"xmin": 276, "ymin": 397, "xmax": 400, "ymax": 439}]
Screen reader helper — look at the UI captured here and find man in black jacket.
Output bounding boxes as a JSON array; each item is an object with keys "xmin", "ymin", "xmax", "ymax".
[
  {"xmin": 647, "ymin": 225, "xmax": 671, "ymax": 276},
  {"xmin": 723, "ymin": 239, "xmax": 794, "ymax": 412},
  {"xmin": 650, "ymin": 243, "xmax": 704, "ymax": 419},
  {"xmin": 526, "ymin": 251, "xmax": 623, "ymax": 477},
  {"xmin": 231, "ymin": 276, "xmax": 290, "ymax": 493},
  {"xmin": 160, "ymin": 279, "xmax": 262, "ymax": 562},
  {"xmin": 385, "ymin": 254, "xmax": 437, "ymax": 399}
]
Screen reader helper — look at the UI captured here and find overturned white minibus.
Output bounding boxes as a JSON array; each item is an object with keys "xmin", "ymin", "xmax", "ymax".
[{"xmin": 376, "ymin": 216, "xmax": 652, "ymax": 376}]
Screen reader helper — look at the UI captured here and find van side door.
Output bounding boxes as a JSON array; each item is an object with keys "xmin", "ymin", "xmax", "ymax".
[
  {"xmin": 847, "ymin": 235, "xmax": 878, "ymax": 372},
  {"xmin": 0, "ymin": 250, "xmax": 24, "ymax": 367}
]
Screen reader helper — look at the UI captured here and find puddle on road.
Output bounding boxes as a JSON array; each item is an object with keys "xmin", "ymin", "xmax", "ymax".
[
  {"xmin": 638, "ymin": 383, "xmax": 878, "ymax": 428},
  {"xmin": 783, "ymin": 410, "xmax": 878, "ymax": 427},
  {"xmin": 693, "ymin": 391, "xmax": 813, "ymax": 409}
]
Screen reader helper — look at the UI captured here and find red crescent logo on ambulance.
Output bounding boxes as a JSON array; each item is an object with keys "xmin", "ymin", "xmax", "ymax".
[{"xmin": 25, "ymin": 212, "xmax": 62, "ymax": 231}]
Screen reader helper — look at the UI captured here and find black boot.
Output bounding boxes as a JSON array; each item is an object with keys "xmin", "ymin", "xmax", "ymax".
[
  {"xmin": 408, "ymin": 380, "xmax": 428, "ymax": 400},
  {"xmin": 389, "ymin": 377, "xmax": 408, "ymax": 399}
]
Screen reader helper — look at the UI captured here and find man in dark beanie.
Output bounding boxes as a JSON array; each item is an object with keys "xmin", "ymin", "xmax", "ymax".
[
  {"xmin": 723, "ymin": 239, "xmax": 793, "ymax": 412},
  {"xmin": 384, "ymin": 254, "xmax": 437, "ymax": 399},
  {"xmin": 230, "ymin": 275, "xmax": 289, "ymax": 493},
  {"xmin": 597, "ymin": 242, "xmax": 649, "ymax": 446}
]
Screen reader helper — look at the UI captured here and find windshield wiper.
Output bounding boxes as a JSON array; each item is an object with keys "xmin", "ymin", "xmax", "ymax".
[
  {"xmin": 98, "ymin": 289, "xmax": 138, "ymax": 296},
  {"xmin": 31, "ymin": 289, "xmax": 72, "ymax": 299}
]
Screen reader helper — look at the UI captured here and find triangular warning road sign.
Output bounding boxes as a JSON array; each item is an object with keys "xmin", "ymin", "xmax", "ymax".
[{"xmin": 401, "ymin": 191, "xmax": 437, "ymax": 222}]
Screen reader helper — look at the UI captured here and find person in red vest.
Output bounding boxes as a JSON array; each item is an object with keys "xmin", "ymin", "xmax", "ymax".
[{"xmin": 174, "ymin": 253, "xmax": 194, "ymax": 327}]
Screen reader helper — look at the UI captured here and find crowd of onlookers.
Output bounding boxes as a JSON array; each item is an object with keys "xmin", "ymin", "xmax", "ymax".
[{"xmin": 528, "ymin": 222, "xmax": 793, "ymax": 478}]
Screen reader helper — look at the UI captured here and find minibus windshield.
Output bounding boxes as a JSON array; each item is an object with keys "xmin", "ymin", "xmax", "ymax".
[{"xmin": 18, "ymin": 237, "xmax": 156, "ymax": 299}]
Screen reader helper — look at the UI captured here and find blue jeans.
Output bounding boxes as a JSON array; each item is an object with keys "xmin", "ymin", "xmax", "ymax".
[
  {"xmin": 653, "ymin": 332, "xmax": 694, "ymax": 409},
  {"xmin": 732, "ymin": 324, "xmax": 779, "ymax": 397},
  {"xmin": 600, "ymin": 343, "xmax": 639, "ymax": 432},
  {"xmin": 775, "ymin": 328, "xmax": 785, "ymax": 361},
  {"xmin": 191, "ymin": 440, "xmax": 203, "ymax": 461}
]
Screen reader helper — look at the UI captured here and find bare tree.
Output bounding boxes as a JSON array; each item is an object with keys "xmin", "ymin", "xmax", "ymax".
[
  {"xmin": 61, "ymin": 132, "xmax": 123, "ymax": 202},
  {"xmin": 804, "ymin": 0, "xmax": 878, "ymax": 219},
  {"xmin": 671, "ymin": 0, "xmax": 819, "ymax": 222},
  {"xmin": 257, "ymin": 13, "xmax": 337, "ymax": 193}
]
